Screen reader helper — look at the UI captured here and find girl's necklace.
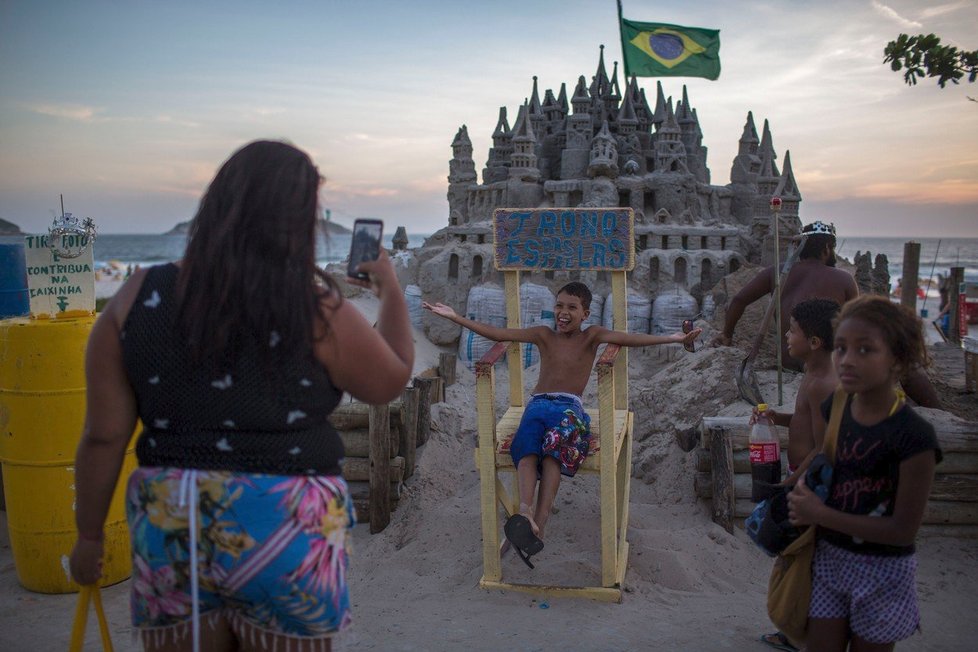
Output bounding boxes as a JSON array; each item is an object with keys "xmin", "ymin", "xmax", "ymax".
[
  {"xmin": 853, "ymin": 388, "xmax": 906, "ymax": 421},
  {"xmin": 888, "ymin": 389, "xmax": 906, "ymax": 417}
]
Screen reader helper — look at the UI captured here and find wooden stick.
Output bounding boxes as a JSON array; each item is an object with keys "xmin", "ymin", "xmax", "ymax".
[
  {"xmin": 368, "ymin": 403, "xmax": 391, "ymax": 534},
  {"xmin": 439, "ymin": 352, "xmax": 457, "ymax": 387},
  {"xmin": 901, "ymin": 241, "xmax": 921, "ymax": 312},
  {"xmin": 400, "ymin": 387, "xmax": 420, "ymax": 480},
  {"xmin": 708, "ymin": 424, "xmax": 735, "ymax": 533},
  {"xmin": 413, "ymin": 376, "xmax": 438, "ymax": 445}
]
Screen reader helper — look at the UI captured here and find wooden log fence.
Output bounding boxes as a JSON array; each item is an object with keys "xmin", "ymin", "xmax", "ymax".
[
  {"xmin": 328, "ymin": 355, "xmax": 457, "ymax": 532},
  {"xmin": 694, "ymin": 412, "xmax": 978, "ymax": 536}
]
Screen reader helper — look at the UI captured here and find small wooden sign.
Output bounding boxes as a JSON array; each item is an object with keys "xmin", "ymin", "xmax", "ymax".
[
  {"xmin": 493, "ymin": 208, "xmax": 634, "ymax": 271},
  {"xmin": 23, "ymin": 234, "xmax": 96, "ymax": 318}
]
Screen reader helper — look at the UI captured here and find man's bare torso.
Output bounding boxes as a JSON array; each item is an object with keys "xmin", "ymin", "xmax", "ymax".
[{"xmin": 779, "ymin": 261, "xmax": 854, "ymax": 371}]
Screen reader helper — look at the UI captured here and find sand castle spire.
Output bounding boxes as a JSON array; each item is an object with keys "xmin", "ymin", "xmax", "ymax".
[
  {"xmin": 509, "ymin": 101, "xmax": 541, "ymax": 181},
  {"xmin": 588, "ymin": 119, "xmax": 619, "ymax": 178}
]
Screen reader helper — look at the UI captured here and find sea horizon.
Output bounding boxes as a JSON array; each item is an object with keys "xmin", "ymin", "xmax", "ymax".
[{"xmin": 3, "ymin": 233, "xmax": 977, "ymax": 289}]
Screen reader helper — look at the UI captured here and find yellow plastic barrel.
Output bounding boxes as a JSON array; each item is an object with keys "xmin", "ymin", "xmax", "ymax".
[{"xmin": 0, "ymin": 316, "xmax": 136, "ymax": 593}]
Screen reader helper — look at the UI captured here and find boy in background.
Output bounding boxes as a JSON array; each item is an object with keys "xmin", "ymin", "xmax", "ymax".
[{"xmin": 755, "ymin": 298, "xmax": 839, "ymax": 652}]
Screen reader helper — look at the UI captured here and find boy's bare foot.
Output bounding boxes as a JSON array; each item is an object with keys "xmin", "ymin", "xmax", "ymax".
[{"xmin": 519, "ymin": 504, "xmax": 541, "ymax": 538}]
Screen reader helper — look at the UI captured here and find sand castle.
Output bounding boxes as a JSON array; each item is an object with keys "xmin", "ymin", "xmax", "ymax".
[{"xmin": 400, "ymin": 46, "xmax": 802, "ymax": 353}]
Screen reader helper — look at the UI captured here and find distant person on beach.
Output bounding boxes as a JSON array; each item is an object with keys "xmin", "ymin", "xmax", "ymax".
[
  {"xmin": 423, "ymin": 282, "xmax": 701, "ymax": 564},
  {"xmin": 711, "ymin": 221, "xmax": 856, "ymax": 371},
  {"xmin": 788, "ymin": 295, "xmax": 941, "ymax": 650},
  {"xmin": 69, "ymin": 140, "xmax": 414, "ymax": 651},
  {"xmin": 753, "ymin": 298, "xmax": 839, "ymax": 652},
  {"xmin": 712, "ymin": 220, "xmax": 941, "ymax": 409}
]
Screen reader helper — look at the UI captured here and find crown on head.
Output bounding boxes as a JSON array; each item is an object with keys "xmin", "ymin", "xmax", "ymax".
[
  {"xmin": 48, "ymin": 212, "xmax": 97, "ymax": 259},
  {"xmin": 802, "ymin": 221, "xmax": 836, "ymax": 237}
]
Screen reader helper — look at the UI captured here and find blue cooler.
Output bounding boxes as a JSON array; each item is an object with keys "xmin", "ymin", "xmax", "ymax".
[{"xmin": 0, "ymin": 243, "xmax": 30, "ymax": 318}]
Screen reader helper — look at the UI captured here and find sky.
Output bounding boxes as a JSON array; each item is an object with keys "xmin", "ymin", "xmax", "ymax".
[{"xmin": 1, "ymin": 0, "xmax": 976, "ymax": 238}]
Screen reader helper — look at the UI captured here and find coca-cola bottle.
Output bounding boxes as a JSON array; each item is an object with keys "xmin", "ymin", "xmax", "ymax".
[{"xmin": 750, "ymin": 404, "xmax": 782, "ymax": 502}]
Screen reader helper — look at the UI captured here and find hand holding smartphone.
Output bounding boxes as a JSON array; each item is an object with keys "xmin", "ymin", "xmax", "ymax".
[{"xmin": 347, "ymin": 219, "xmax": 384, "ymax": 281}]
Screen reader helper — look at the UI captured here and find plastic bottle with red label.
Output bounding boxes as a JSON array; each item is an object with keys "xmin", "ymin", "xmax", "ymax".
[{"xmin": 749, "ymin": 403, "xmax": 782, "ymax": 502}]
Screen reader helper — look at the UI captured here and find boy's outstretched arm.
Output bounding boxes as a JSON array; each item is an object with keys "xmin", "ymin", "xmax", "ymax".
[
  {"xmin": 422, "ymin": 301, "xmax": 544, "ymax": 344},
  {"xmin": 593, "ymin": 325, "xmax": 703, "ymax": 348}
]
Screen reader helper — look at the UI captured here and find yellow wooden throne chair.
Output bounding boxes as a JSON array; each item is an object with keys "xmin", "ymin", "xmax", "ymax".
[{"xmin": 475, "ymin": 207, "xmax": 635, "ymax": 602}]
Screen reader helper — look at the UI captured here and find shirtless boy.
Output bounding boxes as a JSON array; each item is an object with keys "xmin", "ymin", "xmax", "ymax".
[
  {"xmin": 755, "ymin": 298, "xmax": 840, "ymax": 485},
  {"xmin": 423, "ymin": 282, "xmax": 701, "ymax": 560}
]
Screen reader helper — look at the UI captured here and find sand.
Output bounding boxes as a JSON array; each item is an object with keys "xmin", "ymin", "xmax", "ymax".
[{"xmin": 1, "ymin": 294, "xmax": 977, "ymax": 651}]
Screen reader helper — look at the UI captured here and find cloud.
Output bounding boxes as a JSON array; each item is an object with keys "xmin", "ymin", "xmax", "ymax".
[
  {"xmin": 26, "ymin": 103, "xmax": 102, "ymax": 121},
  {"xmin": 848, "ymin": 180, "xmax": 978, "ymax": 204},
  {"xmin": 919, "ymin": 2, "xmax": 968, "ymax": 19},
  {"xmin": 153, "ymin": 115, "xmax": 201, "ymax": 128},
  {"xmin": 870, "ymin": 1, "xmax": 923, "ymax": 29}
]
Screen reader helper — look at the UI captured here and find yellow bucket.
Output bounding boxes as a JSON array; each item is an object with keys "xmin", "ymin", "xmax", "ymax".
[{"xmin": 0, "ymin": 316, "xmax": 136, "ymax": 593}]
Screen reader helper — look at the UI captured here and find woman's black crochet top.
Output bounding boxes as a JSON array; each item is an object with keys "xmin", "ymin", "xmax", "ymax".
[{"xmin": 122, "ymin": 263, "xmax": 345, "ymax": 476}]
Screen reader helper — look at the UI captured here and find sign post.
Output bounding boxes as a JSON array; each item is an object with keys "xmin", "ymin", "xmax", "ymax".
[{"xmin": 23, "ymin": 213, "xmax": 97, "ymax": 319}]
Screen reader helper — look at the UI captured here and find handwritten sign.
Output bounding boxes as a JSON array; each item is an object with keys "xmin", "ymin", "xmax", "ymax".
[
  {"xmin": 24, "ymin": 234, "xmax": 95, "ymax": 318},
  {"xmin": 493, "ymin": 208, "xmax": 634, "ymax": 271}
]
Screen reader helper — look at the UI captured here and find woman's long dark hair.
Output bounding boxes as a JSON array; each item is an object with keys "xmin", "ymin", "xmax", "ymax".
[{"xmin": 176, "ymin": 140, "xmax": 339, "ymax": 364}]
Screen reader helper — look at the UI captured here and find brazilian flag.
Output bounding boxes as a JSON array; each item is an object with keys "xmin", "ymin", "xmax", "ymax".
[{"xmin": 619, "ymin": 18, "xmax": 720, "ymax": 80}]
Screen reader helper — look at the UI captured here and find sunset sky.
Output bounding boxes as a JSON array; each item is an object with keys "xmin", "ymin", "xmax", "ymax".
[{"xmin": 1, "ymin": 0, "xmax": 976, "ymax": 237}]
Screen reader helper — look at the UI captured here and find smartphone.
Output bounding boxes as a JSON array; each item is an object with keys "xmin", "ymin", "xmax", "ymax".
[{"xmin": 347, "ymin": 218, "xmax": 384, "ymax": 280}]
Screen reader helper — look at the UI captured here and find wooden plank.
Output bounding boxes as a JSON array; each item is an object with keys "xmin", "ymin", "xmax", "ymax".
[
  {"xmin": 368, "ymin": 403, "xmax": 391, "ymax": 534},
  {"xmin": 400, "ymin": 387, "xmax": 420, "ymax": 480},
  {"xmin": 611, "ymin": 271, "xmax": 629, "ymax": 410},
  {"xmin": 504, "ymin": 270, "xmax": 524, "ymax": 408},
  {"xmin": 492, "ymin": 207, "xmax": 635, "ymax": 272},
  {"xmin": 340, "ymin": 427, "xmax": 400, "ymax": 459},
  {"xmin": 599, "ymin": 345, "xmax": 617, "ymax": 586},
  {"xmin": 732, "ymin": 499, "xmax": 978, "ymax": 525},
  {"xmin": 900, "ymin": 241, "xmax": 921, "ymax": 313},
  {"xmin": 700, "ymin": 413, "xmax": 978, "ymax": 454},
  {"xmin": 330, "ymin": 400, "xmax": 403, "ymax": 431},
  {"xmin": 343, "ymin": 456, "xmax": 404, "ymax": 483},
  {"xmin": 697, "ymin": 472, "xmax": 978, "ymax": 503},
  {"xmin": 928, "ymin": 475, "xmax": 978, "ymax": 502},
  {"xmin": 709, "ymin": 424, "xmax": 735, "ymax": 533},
  {"xmin": 413, "ymin": 376, "xmax": 438, "ymax": 445},
  {"xmin": 348, "ymin": 480, "xmax": 401, "ymax": 501},
  {"xmin": 697, "ymin": 448, "xmax": 978, "ymax": 476},
  {"xmin": 493, "ymin": 406, "xmax": 629, "ymax": 474},
  {"xmin": 479, "ymin": 578, "xmax": 621, "ymax": 603},
  {"xmin": 476, "ymin": 363, "xmax": 502, "ymax": 582},
  {"xmin": 439, "ymin": 352, "xmax": 457, "ymax": 387}
]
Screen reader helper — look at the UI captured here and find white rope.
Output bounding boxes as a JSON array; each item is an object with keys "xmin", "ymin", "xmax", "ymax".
[{"xmin": 178, "ymin": 470, "xmax": 201, "ymax": 652}]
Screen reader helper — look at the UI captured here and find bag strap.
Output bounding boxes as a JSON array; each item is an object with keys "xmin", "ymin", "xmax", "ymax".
[
  {"xmin": 69, "ymin": 585, "xmax": 114, "ymax": 652},
  {"xmin": 822, "ymin": 387, "xmax": 847, "ymax": 464}
]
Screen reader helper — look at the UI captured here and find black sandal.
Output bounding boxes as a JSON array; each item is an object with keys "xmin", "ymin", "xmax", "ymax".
[{"xmin": 504, "ymin": 514, "xmax": 544, "ymax": 569}]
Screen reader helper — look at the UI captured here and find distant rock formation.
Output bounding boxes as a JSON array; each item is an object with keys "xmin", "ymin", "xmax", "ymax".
[
  {"xmin": 0, "ymin": 218, "xmax": 23, "ymax": 235},
  {"xmin": 164, "ymin": 221, "xmax": 191, "ymax": 235},
  {"xmin": 164, "ymin": 218, "xmax": 352, "ymax": 237}
]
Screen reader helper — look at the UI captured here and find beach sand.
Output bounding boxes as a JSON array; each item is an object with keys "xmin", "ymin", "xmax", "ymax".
[{"xmin": 1, "ymin": 295, "xmax": 977, "ymax": 651}]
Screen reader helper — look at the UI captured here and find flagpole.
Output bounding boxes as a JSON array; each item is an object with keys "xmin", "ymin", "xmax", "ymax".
[
  {"xmin": 617, "ymin": 0, "xmax": 630, "ymax": 79},
  {"xmin": 771, "ymin": 196, "xmax": 783, "ymax": 406}
]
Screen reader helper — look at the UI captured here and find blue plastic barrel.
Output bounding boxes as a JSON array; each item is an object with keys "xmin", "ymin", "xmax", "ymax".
[{"xmin": 0, "ymin": 243, "xmax": 29, "ymax": 318}]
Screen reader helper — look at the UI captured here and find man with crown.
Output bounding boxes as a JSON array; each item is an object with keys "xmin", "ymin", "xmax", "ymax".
[{"xmin": 712, "ymin": 220, "xmax": 941, "ymax": 409}]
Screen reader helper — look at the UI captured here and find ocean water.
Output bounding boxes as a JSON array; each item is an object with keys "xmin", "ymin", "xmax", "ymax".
[
  {"xmin": 0, "ymin": 232, "xmax": 430, "ymax": 271},
  {"xmin": 3, "ymin": 233, "xmax": 976, "ymax": 291},
  {"xmin": 836, "ymin": 237, "xmax": 978, "ymax": 289}
]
